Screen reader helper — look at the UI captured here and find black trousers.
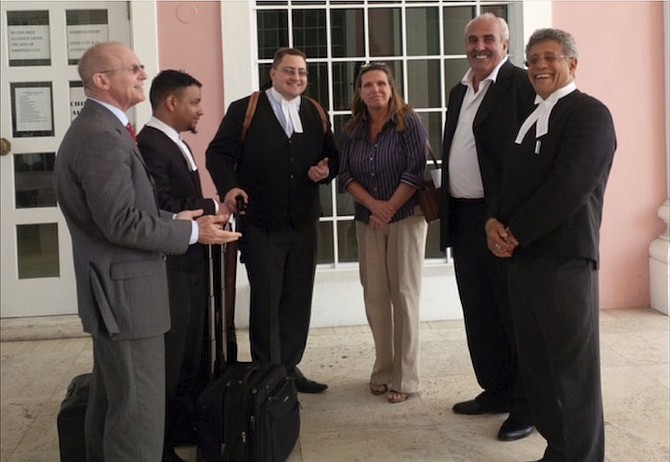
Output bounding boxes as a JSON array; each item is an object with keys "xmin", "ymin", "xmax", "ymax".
[
  {"xmin": 164, "ymin": 267, "xmax": 207, "ymax": 445},
  {"xmin": 508, "ymin": 255, "xmax": 604, "ymax": 462},
  {"xmin": 241, "ymin": 221, "xmax": 318, "ymax": 370},
  {"xmin": 449, "ymin": 199, "xmax": 517, "ymax": 407}
]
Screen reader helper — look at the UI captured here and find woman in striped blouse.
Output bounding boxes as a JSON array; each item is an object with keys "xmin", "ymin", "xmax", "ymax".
[{"xmin": 338, "ymin": 62, "xmax": 429, "ymax": 404}]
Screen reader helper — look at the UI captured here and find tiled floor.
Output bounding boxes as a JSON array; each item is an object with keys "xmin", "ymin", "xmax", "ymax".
[{"xmin": 1, "ymin": 308, "xmax": 668, "ymax": 462}]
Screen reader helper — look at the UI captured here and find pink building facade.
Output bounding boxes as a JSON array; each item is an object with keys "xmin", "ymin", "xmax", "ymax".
[{"xmin": 150, "ymin": 1, "xmax": 667, "ymax": 317}]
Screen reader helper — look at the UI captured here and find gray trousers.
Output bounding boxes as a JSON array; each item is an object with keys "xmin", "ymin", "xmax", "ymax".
[{"xmin": 86, "ymin": 333, "xmax": 165, "ymax": 461}]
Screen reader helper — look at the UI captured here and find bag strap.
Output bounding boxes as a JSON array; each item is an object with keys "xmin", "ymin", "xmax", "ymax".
[
  {"xmin": 241, "ymin": 91, "xmax": 328, "ymax": 144},
  {"xmin": 303, "ymin": 95, "xmax": 329, "ymax": 135},
  {"xmin": 426, "ymin": 142, "xmax": 439, "ymax": 169},
  {"xmin": 241, "ymin": 91, "xmax": 261, "ymax": 144}
]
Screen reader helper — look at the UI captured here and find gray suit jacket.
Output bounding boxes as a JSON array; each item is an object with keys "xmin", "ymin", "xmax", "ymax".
[{"xmin": 54, "ymin": 100, "xmax": 192, "ymax": 340}]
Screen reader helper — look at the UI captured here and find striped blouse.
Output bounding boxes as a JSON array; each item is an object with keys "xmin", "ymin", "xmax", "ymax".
[{"xmin": 339, "ymin": 111, "xmax": 427, "ymax": 224}]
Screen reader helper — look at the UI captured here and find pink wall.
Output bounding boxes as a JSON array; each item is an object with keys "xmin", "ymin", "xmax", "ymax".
[
  {"xmin": 553, "ymin": 1, "xmax": 668, "ymax": 308},
  {"xmin": 156, "ymin": 1, "xmax": 223, "ymax": 199},
  {"xmin": 155, "ymin": 2, "xmax": 668, "ymax": 310}
]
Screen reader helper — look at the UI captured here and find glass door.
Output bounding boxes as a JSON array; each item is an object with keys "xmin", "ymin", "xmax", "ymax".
[{"xmin": 0, "ymin": 1, "xmax": 130, "ymax": 318}]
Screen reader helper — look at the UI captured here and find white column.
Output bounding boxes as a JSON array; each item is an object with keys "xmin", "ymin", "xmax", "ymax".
[
  {"xmin": 650, "ymin": 200, "xmax": 669, "ymax": 315},
  {"xmin": 650, "ymin": 3, "xmax": 670, "ymax": 315}
]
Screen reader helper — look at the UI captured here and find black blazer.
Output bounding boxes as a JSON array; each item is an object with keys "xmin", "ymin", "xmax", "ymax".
[
  {"xmin": 497, "ymin": 90, "xmax": 616, "ymax": 266},
  {"xmin": 206, "ymin": 91, "xmax": 339, "ymax": 231},
  {"xmin": 439, "ymin": 60, "xmax": 535, "ymax": 250},
  {"xmin": 137, "ymin": 125, "xmax": 215, "ymax": 270}
]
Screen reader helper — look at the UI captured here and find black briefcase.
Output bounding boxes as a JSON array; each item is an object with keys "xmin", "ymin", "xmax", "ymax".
[
  {"xmin": 196, "ymin": 217, "xmax": 300, "ymax": 462},
  {"xmin": 57, "ymin": 373, "xmax": 91, "ymax": 462}
]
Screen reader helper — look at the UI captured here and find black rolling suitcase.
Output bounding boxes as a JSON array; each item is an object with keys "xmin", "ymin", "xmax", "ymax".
[
  {"xmin": 196, "ymin": 217, "xmax": 300, "ymax": 462},
  {"xmin": 57, "ymin": 372, "xmax": 91, "ymax": 462}
]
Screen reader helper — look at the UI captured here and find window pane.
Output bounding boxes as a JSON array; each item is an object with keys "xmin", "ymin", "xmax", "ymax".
[
  {"xmin": 337, "ymin": 220, "xmax": 358, "ymax": 263},
  {"xmin": 331, "ymin": 9, "xmax": 364, "ymax": 58},
  {"xmin": 333, "ymin": 114, "xmax": 350, "ymax": 145},
  {"xmin": 258, "ymin": 63, "xmax": 273, "ymax": 90},
  {"xmin": 416, "ymin": 112, "xmax": 444, "ymax": 161},
  {"xmin": 336, "ymin": 190, "xmax": 355, "ymax": 217},
  {"xmin": 444, "ymin": 58, "xmax": 469, "ymax": 95},
  {"xmin": 425, "ymin": 222, "xmax": 444, "ymax": 259},
  {"xmin": 407, "ymin": 59, "xmax": 440, "ymax": 108},
  {"xmin": 69, "ymin": 81, "xmax": 85, "ymax": 121},
  {"xmin": 7, "ymin": 10, "xmax": 51, "ymax": 67},
  {"xmin": 17, "ymin": 223, "xmax": 59, "ymax": 279},
  {"xmin": 306, "ymin": 62, "xmax": 329, "ymax": 111},
  {"xmin": 443, "ymin": 6, "xmax": 474, "ymax": 55},
  {"xmin": 482, "ymin": 4, "xmax": 508, "ymax": 21},
  {"xmin": 332, "ymin": 61, "xmax": 359, "ymax": 111},
  {"xmin": 257, "ymin": 10, "xmax": 289, "ymax": 59},
  {"xmin": 381, "ymin": 60, "xmax": 404, "ymax": 100},
  {"xmin": 317, "ymin": 221, "xmax": 334, "ymax": 264},
  {"xmin": 14, "ymin": 152, "xmax": 56, "ymax": 208},
  {"xmin": 293, "ymin": 9, "xmax": 326, "ymax": 58},
  {"xmin": 10, "ymin": 82, "xmax": 54, "ymax": 138},
  {"xmin": 368, "ymin": 8, "xmax": 402, "ymax": 57},
  {"xmin": 406, "ymin": 7, "xmax": 439, "ymax": 56},
  {"xmin": 66, "ymin": 9, "xmax": 109, "ymax": 65},
  {"xmin": 319, "ymin": 183, "xmax": 333, "ymax": 217}
]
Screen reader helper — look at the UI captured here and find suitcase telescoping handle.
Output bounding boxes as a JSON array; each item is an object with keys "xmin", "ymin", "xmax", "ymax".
[
  {"xmin": 223, "ymin": 213, "xmax": 239, "ymax": 366},
  {"xmin": 223, "ymin": 195, "xmax": 246, "ymax": 365},
  {"xmin": 206, "ymin": 198, "xmax": 243, "ymax": 378}
]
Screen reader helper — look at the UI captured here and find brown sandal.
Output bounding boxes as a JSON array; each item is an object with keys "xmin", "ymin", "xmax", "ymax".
[
  {"xmin": 387, "ymin": 390, "xmax": 409, "ymax": 403},
  {"xmin": 369, "ymin": 383, "xmax": 388, "ymax": 395}
]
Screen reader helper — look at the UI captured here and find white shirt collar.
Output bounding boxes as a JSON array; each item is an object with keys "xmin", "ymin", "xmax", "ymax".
[
  {"xmin": 461, "ymin": 55, "xmax": 509, "ymax": 87},
  {"xmin": 145, "ymin": 116, "xmax": 180, "ymax": 142},
  {"xmin": 89, "ymin": 98, "xmax": 129, "ymax": 126},
  {"xmin": 269, "ymin": 87, "xmax": 303, "ymax": 134},
  {"xmin": 534, "ymin": 81, "xmax": 577, "ymax": 106},
  {"xmin": 144, "ymin": 116, "xmax": 198, "ymax": 171},
  {"xmin": 269, "ymin": 87, "xmax": 300, "ymax": 105},
  {"xmin": 515, "ymin": 81, "xmax": 577, "ymax": 144}
]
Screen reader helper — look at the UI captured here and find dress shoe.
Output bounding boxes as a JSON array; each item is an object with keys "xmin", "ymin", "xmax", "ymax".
[
  {"xmin": 294, "ymin": 376, "xmax": 328, "ymax": 393},
  {"xmin": 452, "ymin": 398, "xmax": 510, "ymax": 415},
  {"xmin": 289, "ymin": 367, "xmax": 328, "ymax": 393},
  {"xmin": 497, "ymin": 415, "xmax": 534, "ymax": 441},
  {"xmin": 162, "ymin": 447, "xmax": 187, "ymax": 462}
]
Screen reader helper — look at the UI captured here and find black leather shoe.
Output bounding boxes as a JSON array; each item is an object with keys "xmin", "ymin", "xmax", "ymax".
[
  {"xmin": 452, "ymin": 398, "xmax": 510, "ymax": 415},
  {"xmin": 294, "ymin": 376, "xmax": 328, "ymax": 393},
  {"xmin": 497, "ymin": 415, "xmax": 534, "ymax": 441},
  {"xmin": 289, "ymin": 367, "xmax": 328, "ymax": 394},
  {"xmin": 162, "ymin": 448, "xmax": 187, "ymax": 462}
]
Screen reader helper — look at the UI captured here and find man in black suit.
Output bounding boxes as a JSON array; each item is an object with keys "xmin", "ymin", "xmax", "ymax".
[
  {"xmin": 487, "ymin": 28, "xmax": 616, "ymax": 462},
  {"xmin": 207, "ymin": 48, "xmax": 339, "ymax": 393},
  {"xmin": 438, "ymin": 13, "xmax": 535, "ymax": 440},
  {"xmin": 137, "ymin": 70, "xmax": 227, "ymax": 461}
]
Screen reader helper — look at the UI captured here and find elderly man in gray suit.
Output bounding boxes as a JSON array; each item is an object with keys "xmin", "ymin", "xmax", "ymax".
[{"xmin": 54, "ymin": 42, "xmax": 240, "ymax": 462}]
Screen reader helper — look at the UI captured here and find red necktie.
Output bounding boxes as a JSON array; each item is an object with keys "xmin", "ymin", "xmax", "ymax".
[{"xmin": 125, "ymin": 122, "xmax": 137, "ymax": 143}]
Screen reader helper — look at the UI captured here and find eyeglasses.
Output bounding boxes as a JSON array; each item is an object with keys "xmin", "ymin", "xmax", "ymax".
[
  {"xmin": 277, "ymin": 67, "xmax": 308, "ymax": 78},
  {"xmin": 524, "ymin": 54, "xmax": 569, "ymax": 67},
  {"xmin": 98, "ymin": 64, "xmax": 146, "ymax": 75}
]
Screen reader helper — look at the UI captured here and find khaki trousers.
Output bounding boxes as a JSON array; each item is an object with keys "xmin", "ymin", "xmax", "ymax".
[{"xmin": 356, "ymin": 211, "xmax": 428, "ymax": 393}]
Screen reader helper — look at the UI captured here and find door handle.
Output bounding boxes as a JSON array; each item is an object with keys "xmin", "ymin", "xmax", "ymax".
[{"xmin": 0, "ymin": 138, "xmax": 11, "ymax": 156}]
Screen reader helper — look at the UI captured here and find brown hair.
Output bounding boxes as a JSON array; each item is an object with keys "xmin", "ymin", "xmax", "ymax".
[
  {"xmin": 271, "ymin": 47, "xmax": 307, "ymax": 68},
  {"xmin": 343, "ymin": 62, "xmax": 414, "ymax": 138}
]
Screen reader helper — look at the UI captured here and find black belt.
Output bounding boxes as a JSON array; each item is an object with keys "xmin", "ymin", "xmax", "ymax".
[{"xmin": 450, "ymin": 197, "xmax": 486, "ymax": 206}]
